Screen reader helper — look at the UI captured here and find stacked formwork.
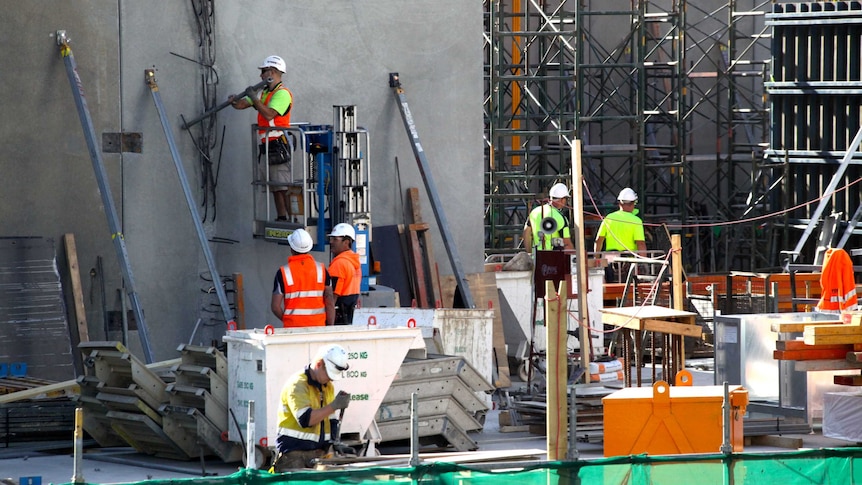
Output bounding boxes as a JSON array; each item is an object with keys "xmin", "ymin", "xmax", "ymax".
[
  {"xmin": 377, "ymin": 355, "xmax": 493, "ymax": 452},
  {"xmin": 75, "ymin": 342, "xmax": 241, "ymax": 462}
]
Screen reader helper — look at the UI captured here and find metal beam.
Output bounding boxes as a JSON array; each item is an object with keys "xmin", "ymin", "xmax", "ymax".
[
  {"xmin": 789, "ymin": 125, "xmax": 862, "ymax": 264},
  {"xmin": 145, "ymin": 69, "xmax": 236, "ymax": 329},
  {"xmin": 389, "ymin": 73, "xmax": 475, "ymax": 309},
  {"xmin": 57, "ymin": 31, "xmax": 154, "ymax": 363}
]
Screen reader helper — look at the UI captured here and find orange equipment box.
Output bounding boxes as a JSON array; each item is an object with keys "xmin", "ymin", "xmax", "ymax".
[{"xmin": 603, "ymin": 381, "xmax": 748, "ymax": 457}]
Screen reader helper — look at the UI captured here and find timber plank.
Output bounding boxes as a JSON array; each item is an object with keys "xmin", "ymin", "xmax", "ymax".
[
  {"xmin": 793, "ymin": 359, "xmax": 862, "ymax": 371},
  {"xmin": 640, "ymin": 318, "xmax": 703, "ymax": 337},
  {"xmin": 406, "ymin": 228, "xmax": 430, "ymax": 307},
  {"xmin": 407, "ymin": 187, "xmax": 441, "ymax": 306},
  {"xmin": 803, "ymin": 324, "xmax": 862, "ymax": 345},
  {"xmin": 770, "ymin": 320, "xmax": 842, "ymax": 333},
  {"xmin": 64, "ymin": 233, "xmax": 89, "ymax": 377},
  {"xmin": 804, "ymin": 324, "xmax": 862, "ymax": 336},
  {"xmin": 803, "ymin": 333, "xmax": 862, "ymax": 345},
  {"xmin": 776, "ymin": 340, "xmax": 853, "ymax": 351},
  {"xmin": 773, "ymin": 348, "xmax": 850, "ymax": 360},
  {"xmin": 834, "ymin": 375, "xmax": 862, "ymax": 386}
]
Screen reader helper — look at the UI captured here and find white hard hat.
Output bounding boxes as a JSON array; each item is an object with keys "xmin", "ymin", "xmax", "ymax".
[
  {"xmin": 258, "ymin": 55, "xmax": 286, "ymax": 73},
  {"xmin": 316, "ymin": 344, "xmax": 350, "ymax": 380},
  {"xmin": 287, "ymin": 228, "xmax": 314, "ymax": 253},
  {"xmin": 328, "ymin": 223, "xmax": 356, "ymax": 241},
  {"xmin": 618, "ymin": 187, "xmax": 638, "ymax": 202},
  {"xmin": 549, "ymin": 183, "xmax": 570, "ymax": 199}
]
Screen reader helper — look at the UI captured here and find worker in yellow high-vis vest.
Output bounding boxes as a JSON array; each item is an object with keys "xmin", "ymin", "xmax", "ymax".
[{"xmin": 522, "ymin": 183, "xmax": 575, "ymax": 251}]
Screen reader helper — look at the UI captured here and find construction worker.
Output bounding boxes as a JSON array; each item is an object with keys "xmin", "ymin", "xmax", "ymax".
[
  {"xmin": 230, "ymin": 55, "xmax": 294, "ymax": 221},
  {"xmin": 522, "ymin": 183, "xmax": 575, "ymax": 251},
  {"xmin": 271, "ymin": 344, "xmax": 352, "ymax": 472},
  {"xmin": 271, "ymin": 228, "xmax": 336, "ymax": 327},
  {"xmin": 594, "ymin": 187, "xmax": 647, "ymax": 281},
  {"xmin": 327, "ymin": 223, "xmax": 362, "ymax": 325}
]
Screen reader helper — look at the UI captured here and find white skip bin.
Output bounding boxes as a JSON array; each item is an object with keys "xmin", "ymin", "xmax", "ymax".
[
  {"xmin": 223, "ymin": 326, "xmax": 423, "ymax": 449},
  {"xmin": 352, "ymin": 308, "xmax": 494, "ymax": 388}
]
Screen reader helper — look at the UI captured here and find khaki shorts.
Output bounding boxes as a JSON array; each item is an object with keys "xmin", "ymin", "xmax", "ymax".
[{"xmin": 259, "ymin": 162, "xmax": 292, "ymax": 192}]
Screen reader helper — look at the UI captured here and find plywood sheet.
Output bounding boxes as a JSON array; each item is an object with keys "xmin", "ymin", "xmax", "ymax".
[{"xmin": 0, "ymin": 237, "xmax": 75, "ymax": 381}]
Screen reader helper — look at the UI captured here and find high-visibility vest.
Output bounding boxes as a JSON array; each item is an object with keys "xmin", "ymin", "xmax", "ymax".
[
  {"xmin": 527, "ymin": 203, "xmax": 570, "ymax": 250},
  {"xmin": 258, "ymin": 84, "xmax": 292, "ymax": 141},
  {"xmin": 279, "ymin": 254, "xmax": 326, "ymax": 327},
  {"xmin": 330, "ymin": 250, "xmax": 361, "ymax": 297},
  {"xmin": 276, "ymin": 368, "xmax": 337, "ymax": 451},
  {"xmin": 596, "ymin": 209, "xmax": 645, "ymax": 252},
  {"xmin": 817, "ymin": 248, "xmax": 858, "ymax": 311}
]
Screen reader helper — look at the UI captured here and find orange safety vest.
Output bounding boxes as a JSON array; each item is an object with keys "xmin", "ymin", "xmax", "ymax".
[
  {"xmin": 817, "ymin": 248, "xmax": 858, "ymax": 311},
  {"xmin": 258, "ymin": 84, "xmax": 292, "ymax": 142},
  {"xmin": 329, "ymin": 250, "xmax": 361, "ymax": 297},
  {"xmin": 279, "ymin": 254, "xmax": 326, "ymax": 327}
]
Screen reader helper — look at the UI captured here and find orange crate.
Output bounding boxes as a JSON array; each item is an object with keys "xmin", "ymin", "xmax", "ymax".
[{"xmin": 602, "ymin": 381, "xmax": 748, "ymax": 457}]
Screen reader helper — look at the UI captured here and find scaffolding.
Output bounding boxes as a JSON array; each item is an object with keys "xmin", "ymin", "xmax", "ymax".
[
  {"xmin": 765, "ymin": 1, "xmax": 862, "ymax": 266},
  {"xmin": 484, "ymin": 0, "xmax": 578, "ymax": 254},
  {"xmin": 484, "ymin": 0, "xmax": 776, "ymax": 271}
]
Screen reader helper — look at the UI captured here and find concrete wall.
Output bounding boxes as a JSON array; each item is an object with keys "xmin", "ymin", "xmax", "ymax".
[{"xmin": 0, "ymin": 1, "xmax": 483, "ymax": 361}]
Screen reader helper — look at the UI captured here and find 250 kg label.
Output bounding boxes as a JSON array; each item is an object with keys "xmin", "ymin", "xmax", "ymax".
[{"xmin": 348, "ymin": 351, "xmax": 368, "ymax": 360}]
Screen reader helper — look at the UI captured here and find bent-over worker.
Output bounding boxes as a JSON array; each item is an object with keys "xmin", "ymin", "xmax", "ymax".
[{"xmin": 271, "ymin": 344, "xmax": 351, "ymax": 471}]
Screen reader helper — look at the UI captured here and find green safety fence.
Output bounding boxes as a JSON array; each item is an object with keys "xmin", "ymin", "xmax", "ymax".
[{"xmin": 65, "ymin": 448, "xmax": 862, "ymax": 485}]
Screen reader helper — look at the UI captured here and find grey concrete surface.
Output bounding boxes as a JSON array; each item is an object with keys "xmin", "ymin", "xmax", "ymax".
[
  {"xmin": 0, "ymin": 449, "xmax": 241, "ymax": 484},
  {"xmin": 1, "ymin": 1, "xmax": 484, "ymax": 363}
]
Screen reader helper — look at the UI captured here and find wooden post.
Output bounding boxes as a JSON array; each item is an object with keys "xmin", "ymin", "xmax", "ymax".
[
  {"xmin": 571, "ymin": 139, "xmax": 592, "ymax": 377},
  {"xmin": 407, "ymin": 188, "xmax": 442, "ymax": 305},
  {"xmin": 64, "ymin": 233, "xmax": 89, "ymax": 376},
  {"xmin": 672, "ymin": 234, "xmax": 685, "ymax": 371},
  {"xmin": 72, "ymin": 407, "xmax": 85, "ymax": 483},
  {"xmin": 546, "ymin": 280, "xmax": 568, "ymax": 460},
  {"xmin": 672, "ymin": 234, "xmax": 684, "ymax": 310},
  {"xmin": 233, "ymin": 272, "xmax": 245, "ymax": 329}
]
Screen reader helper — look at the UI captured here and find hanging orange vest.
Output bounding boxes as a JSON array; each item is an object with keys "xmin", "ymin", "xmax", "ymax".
[
  {"xmin": 258, "ymin": 84, "xmax": 292, "ymax": 142},
  {"xmin": 279, "ymin": 254, "xmax": 326, "ymax": 327},
  {"xmin": 817, "ymin": 248, "xmax": 858, "ymax": 311}
]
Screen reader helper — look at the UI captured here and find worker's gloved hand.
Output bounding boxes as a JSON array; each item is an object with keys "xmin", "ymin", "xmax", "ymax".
[
  {"xmin": 331, "ymin": 390, "xmax": 351, "ymax": 410},
  {"xmin": 244, "ymin": 85, "xmax": 260, "ymax": 99},
  {"xmin": 332, "ymin": 443, "xmax": 356, "ymax": 456}
]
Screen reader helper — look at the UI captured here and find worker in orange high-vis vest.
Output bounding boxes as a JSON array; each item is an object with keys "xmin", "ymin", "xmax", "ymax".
[
  {"xmin": 327, "ymin": 223, "xmax": 362, "ymax": 325},
  {"xmin": 230, "ymin": 55, "xmax": 294, "ymax": 221},
  {"xmin": 271, "ymin": 229, "xmax": 335, "ymax": 327}
]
